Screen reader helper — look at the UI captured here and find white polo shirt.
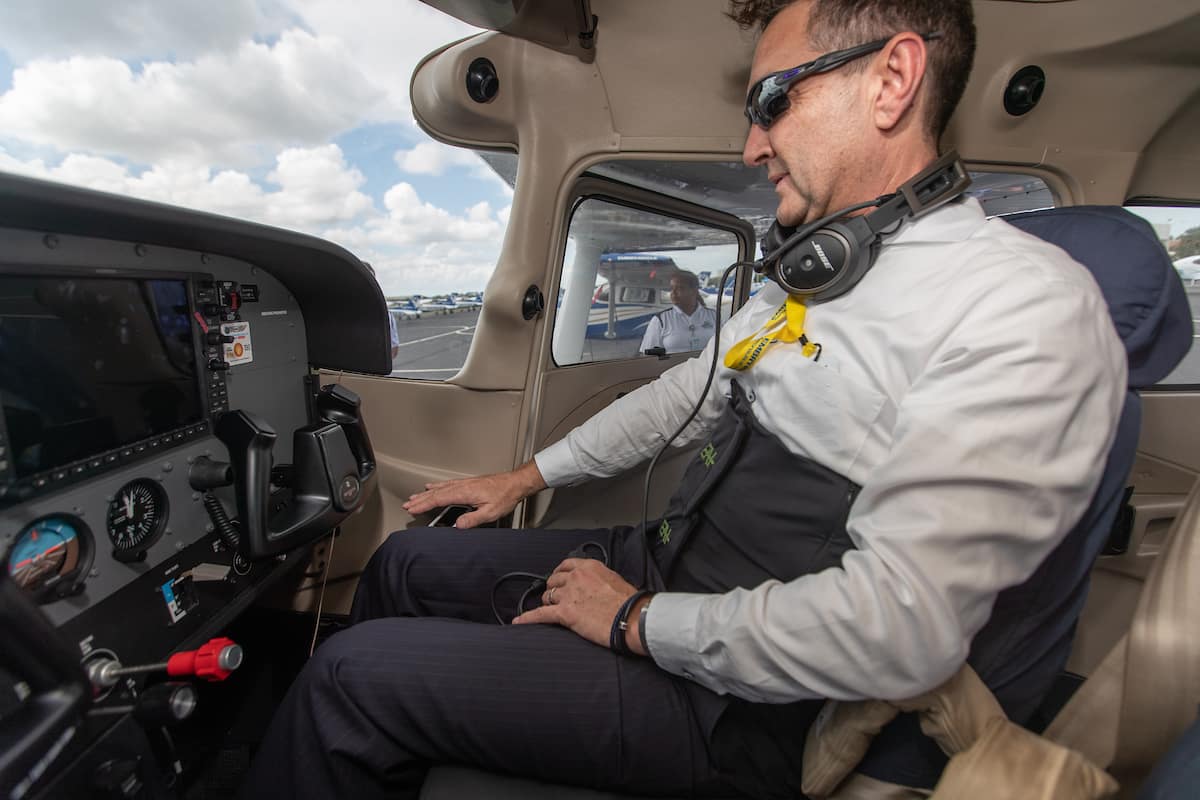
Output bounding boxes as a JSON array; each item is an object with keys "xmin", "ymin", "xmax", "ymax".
[{"xmin": 639, "ymin": 304, "xmax": 718, "ymax": 354}]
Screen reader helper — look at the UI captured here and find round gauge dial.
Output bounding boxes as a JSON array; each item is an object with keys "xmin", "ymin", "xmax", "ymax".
[
  {"xmin": 6, "ymin": 515, "xmax": 94, "ymax": 602},
  {"xmin": 107, "ymin": 478, "xmax": 169, "ymax": 561}
]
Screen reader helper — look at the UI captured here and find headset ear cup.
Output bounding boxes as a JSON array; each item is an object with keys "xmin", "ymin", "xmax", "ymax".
[{"xmin": 762, "ymin": 221, "xmax": 794, "ymax": 259}]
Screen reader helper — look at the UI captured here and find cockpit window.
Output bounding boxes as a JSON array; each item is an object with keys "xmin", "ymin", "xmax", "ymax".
[
  {"xmin": 553, "ymin": 197, "xmax": 740, "ymax": 366},
  {"xmin": 587, "ymin": 161, "xmax": 1057, "ymax": 243}
]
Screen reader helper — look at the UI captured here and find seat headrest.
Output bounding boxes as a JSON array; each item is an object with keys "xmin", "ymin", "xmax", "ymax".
[{"xmin": 1006, "ymin": 206, "xmax": 1193, "ymax": 389}]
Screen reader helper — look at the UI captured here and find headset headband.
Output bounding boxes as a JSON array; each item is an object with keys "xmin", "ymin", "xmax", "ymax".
[{"xmin": 756, "ymin": 151, "xmax": 971, "ymax": 301}]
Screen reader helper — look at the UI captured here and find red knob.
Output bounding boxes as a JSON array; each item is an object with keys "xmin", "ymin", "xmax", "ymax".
[{"xmin": 166, "ymin": 637, "xmax": 244, "ymax": 682}]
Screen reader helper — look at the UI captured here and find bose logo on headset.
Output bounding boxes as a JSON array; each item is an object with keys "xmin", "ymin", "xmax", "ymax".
[
  {"xmin": 757, "ymin": 150, "xmax": 971, "ymax": 303},
  {"xmin": 812, "ymin": 242, "xmax": 835, "ymax": 271}
]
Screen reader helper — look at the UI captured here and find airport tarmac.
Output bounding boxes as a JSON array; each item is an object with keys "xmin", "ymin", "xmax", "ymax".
[
  {"xmin": 390, "ymin": 308, "xmax": 480, "ymax": 379},
  {"xmin": 389, "ymin": 308, "xmax": 653, "ymax": 377}
]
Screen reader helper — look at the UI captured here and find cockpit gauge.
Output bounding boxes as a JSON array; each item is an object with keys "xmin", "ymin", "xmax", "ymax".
[
  {"xmin": 107, "ymin": 478, "xmax": 169, "ymax": 562},
  {"xmin": 6, "ymin": 515, "xmax": 94, "ymax": 602}
]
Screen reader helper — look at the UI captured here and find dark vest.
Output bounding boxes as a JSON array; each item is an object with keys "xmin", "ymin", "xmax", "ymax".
[{"xmin": 645, "ymin": 379, "xmax": 1083, "ymax": 792}]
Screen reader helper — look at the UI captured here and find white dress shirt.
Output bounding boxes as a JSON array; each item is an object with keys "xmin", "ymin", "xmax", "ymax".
[
  {"xmin": 534, "ymin": 198, "xmax": 1127, "ymax": 704},
  {"xmin": 640, "ymin": 304, "xmax": 718, "ymax": 354}
]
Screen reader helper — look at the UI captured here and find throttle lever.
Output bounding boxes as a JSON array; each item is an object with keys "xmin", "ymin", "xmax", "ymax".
[{"xmin": 317, "ymin": 384, "xmax": 375, "ymax": 480}]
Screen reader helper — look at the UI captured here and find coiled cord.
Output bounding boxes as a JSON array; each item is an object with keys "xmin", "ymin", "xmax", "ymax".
[
  {"xmin": 490, "ymin": 541, "xmax": 609, "ymax": 624},
  {"xmin": 201, "ymin": 492, "xmax": 240, "ymax": 550}
]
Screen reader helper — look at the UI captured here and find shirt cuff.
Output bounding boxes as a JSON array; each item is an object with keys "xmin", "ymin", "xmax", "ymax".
[
  {"xmin": 643, "ymin": 591, "xmax": 712, "ymax": 684},
  {"xmin": 532, "ymin": 440, "xmax": 583, "ymax": 488}
]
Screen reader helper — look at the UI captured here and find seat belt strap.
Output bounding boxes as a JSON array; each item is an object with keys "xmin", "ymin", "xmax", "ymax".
[{"xmin": 1043, "ymin": 634, "xmax": 1126, "ymax": 767}]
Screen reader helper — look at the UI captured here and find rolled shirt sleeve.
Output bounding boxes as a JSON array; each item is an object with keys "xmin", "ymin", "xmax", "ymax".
[{"xmin": 534, "ymin": 306, "xmax": 761, "ymax": 488}]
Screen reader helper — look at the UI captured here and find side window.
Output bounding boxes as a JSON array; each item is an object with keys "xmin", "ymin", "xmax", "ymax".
[
  {"xmin": 1127, "ymin": 204, "xmax": 1200, "ymax": 386},
  {"xmin": 553, "ymin": 197, "xmax": 741, "ymax": 366},
  {"xmin": 966, "ymin": 171, "xmax": 1055, "ymax": 217}
]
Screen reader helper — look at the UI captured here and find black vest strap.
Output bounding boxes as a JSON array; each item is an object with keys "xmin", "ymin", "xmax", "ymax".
[{"xmin": 651, "ymin": 380, "xmax": 860, "ymax": 593}]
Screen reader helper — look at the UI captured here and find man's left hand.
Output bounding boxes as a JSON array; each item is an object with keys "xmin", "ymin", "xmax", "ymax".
[{"xmin": 512, "ymin": 558, "xmax": 636, "ymax": 649}]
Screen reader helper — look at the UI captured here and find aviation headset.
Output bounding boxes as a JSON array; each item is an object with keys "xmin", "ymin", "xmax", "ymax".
[{"xmin": 757, "ymin": 150, "xmax": 972, "ymax": 302}]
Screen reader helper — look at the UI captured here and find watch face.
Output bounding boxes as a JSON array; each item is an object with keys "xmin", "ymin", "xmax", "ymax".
[{"xmin": 107, "ymin": 478, "xmax": 169, "ymax": 559}]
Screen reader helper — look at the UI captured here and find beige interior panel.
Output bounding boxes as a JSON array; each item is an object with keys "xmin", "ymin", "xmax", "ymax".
[
  {"xmin": 1136, "ymin": 393, "xmax": 1200, "ymax": 473},
  {"xmin": 1070, "ymin": 495, "xmax": 1187, "ymax": 676},
  {"xmin": 276, "ymin": 373, "xmax": 526, "ymax": 615},
  {"xmin": 1070, "ymin": 393, "xmax": 1200, "ymax": 675},
  {"xmin": 1129, "ymin": 87, "xmax": 1200, "ymax": 201},
  {"xmin": 526, "ymin": 363, "xmax": 699, "ymax": 531}
]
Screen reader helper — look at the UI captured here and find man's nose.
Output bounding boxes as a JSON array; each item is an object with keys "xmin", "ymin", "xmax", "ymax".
[{"xmin": 742, "ymin": 123, "xmax": 772, "ymax": 167}]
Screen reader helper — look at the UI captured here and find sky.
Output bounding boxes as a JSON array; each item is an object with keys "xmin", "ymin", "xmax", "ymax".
[
  {"xmin": 1, "ymin": 1, "xmax": 1196, "ymax": 297},
  {"xmin": 0, "ymin": 0, "xmax": 511, "ymax": 296}
]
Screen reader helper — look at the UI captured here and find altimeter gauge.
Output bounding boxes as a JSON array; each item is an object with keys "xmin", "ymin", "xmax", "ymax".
[{"xmin": 107, "ymin": 478, "xmax": 169, "ymax": 562}]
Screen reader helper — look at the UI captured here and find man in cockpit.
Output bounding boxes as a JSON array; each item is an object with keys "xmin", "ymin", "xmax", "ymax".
[{"xmin": 242, "ymin": 1, "xmax": 1124, "ymax": 798}]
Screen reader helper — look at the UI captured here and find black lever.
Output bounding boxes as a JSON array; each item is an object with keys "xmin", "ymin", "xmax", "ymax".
[
  {"xmin": 316, "ymin": 384, "xmax": 375, "ymax": 479},
  {"xmin": 214, "ymin": 410, "xmax": 364, "ymax": 560},
  {"xmin": 0, "ymin": 571, "xmax": 91, "ymax": 799}
]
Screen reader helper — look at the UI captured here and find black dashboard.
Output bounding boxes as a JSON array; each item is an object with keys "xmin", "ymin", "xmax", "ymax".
[{"xmin": 0, "ymin": 173, "xmax": 391, "ymax": 799}]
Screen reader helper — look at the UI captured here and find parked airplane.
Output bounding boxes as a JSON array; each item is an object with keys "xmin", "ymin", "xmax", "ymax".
[
  {"xmin": 389, "ymin": 298, "xmax": 425, "ymax": 319},
  {"xmin": 583, "ymin": 252, "xmax": 678, "ymax": 340}
]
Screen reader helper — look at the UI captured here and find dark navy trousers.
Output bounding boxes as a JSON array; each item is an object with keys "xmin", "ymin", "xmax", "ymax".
[{"xmin": 239, "ymin": 526, "xmax": 765, "ymax": 799}]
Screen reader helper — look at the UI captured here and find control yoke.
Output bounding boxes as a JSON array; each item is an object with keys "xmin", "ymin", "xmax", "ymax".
[
  {"xmin": 213, "ymin": 384, "xmax": 376, "ymax": 560},
  {"xmin": 0, "ymin": 570, "xmax": 91, "ymax": 799}
]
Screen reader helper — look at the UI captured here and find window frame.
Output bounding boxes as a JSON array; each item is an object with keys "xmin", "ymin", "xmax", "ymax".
[{"xmin": 549, "ymin": 174, "xmax": 756, "ymax": 369}]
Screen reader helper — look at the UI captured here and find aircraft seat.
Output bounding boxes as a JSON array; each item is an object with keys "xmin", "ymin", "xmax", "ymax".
[{"xmin": 419, "ymin": 206, "xmax": 1192, "ymax": 799}]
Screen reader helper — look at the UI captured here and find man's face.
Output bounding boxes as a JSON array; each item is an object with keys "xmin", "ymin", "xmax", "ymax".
[
  {"xmin": 669, "ymin": 277, "xmax": 698, "ymax": 310},
  {"xmin": 742, "ymin": 2, "xmax": 866, "ymax": 228}
]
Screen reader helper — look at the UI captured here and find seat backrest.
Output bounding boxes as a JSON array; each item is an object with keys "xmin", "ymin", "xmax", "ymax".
[
  {"xmin": 859, "ymin": 206, "xmax": 1193, "ymax": 787},
  {"xmin": 970, "ymin": 207, "xmax": 1192, "ymax": 716},
  {"xmin": 974, "ymin": 208, "xmax": 1190, "ymax": 714}
]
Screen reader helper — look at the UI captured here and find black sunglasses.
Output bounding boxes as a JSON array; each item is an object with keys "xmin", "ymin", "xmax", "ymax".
[{"xmin": 744, "ymin": 32, "xmax": 942, "ymax": 129}]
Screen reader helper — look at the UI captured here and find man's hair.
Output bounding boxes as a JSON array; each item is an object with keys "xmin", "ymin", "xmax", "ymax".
[
  {"xmin": 728, "ymin": 0, "xmax": 975, "ymax": 141},
  {"xmin": 670, "ymin": 270, "xmax": 707, "ymax": 306},
  {"xmin": 671, "ymin": 270, "xmax": 701, "ymax": 290}
]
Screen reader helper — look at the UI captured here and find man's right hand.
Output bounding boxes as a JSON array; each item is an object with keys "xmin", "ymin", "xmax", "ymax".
[{"xmin": 401, "ymin": 460, "xmax": 547, "ymax": 529}]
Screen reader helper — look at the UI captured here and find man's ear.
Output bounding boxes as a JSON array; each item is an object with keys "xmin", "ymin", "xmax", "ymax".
[{"xmin": 870, "ymin": 33, "xmax": 928, "ymax": 133}]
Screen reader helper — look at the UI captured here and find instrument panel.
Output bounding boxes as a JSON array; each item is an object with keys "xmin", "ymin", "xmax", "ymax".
[
  {"xmin": 0, "ymin": 171, "xmax": 388, "ymax": 800},
  {"xmin": 0, "ymin": 226, "xmax": 310, "ymax": 663}
]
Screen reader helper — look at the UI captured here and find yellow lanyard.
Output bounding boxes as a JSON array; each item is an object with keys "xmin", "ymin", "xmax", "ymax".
[{"xmin": 723, "ymin": 296, "xmax": 821, "ymax": 371}]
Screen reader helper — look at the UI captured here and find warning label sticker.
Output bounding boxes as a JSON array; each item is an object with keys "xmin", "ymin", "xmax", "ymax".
[{"xmin": 221, "ymin": 321, "xmax": 253, "ymax": 366}]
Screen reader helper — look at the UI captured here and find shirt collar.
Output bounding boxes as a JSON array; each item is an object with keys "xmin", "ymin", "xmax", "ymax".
[{"xmin": 887, "ymin": 196, "xmax": 986, "ymax": 247}]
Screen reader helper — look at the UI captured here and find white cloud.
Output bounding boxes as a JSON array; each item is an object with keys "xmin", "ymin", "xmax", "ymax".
[
  {"xmin": 322, "ymin": 181, "xmax": 507, "ymax": 292},
  {"xmin": 0, "ymin": 0, "xmax": 295, "ymax": 62},
  {"xmin": 0, "ymin": 1, "xmax": 506, "ymax": 295},
  {"xmin": 350, "ymin": 241, "xmax": 501, "ymax": 296},
  {"xmin": 1, "ymin": 144, "xmax": 501, "ymax": 294},
  {"xmin": 0, "ymin": 30, "xmax": 382, "ymax": 167},
  {"xmin": 394, "ymin": 141, "xmax": 515, "ymax": 197},
  {"xmin": 288, "ymin": 0, "xmax": 480, "ymax": 121},
  {"xmin": 0, "ymin": 144, "xmax": 373, "ymax": 229},
  {"xmin": 395, "ymin": 141, "xmax": 483, "ymax": 176}
]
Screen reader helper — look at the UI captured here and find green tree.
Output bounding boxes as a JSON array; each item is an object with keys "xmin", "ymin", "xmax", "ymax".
[{"xmin": 1175, "ymin": 226, "xmax": 1200, "ymax": 260}]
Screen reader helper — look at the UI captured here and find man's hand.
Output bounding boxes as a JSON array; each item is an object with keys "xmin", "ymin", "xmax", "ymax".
[
  {"xmin": 512, "ymin": 558, "xmax": 648, "ymax": 655},
  {"xmin": 402, "ymin": 460, "xmax": 546, "ymax": 529}
]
